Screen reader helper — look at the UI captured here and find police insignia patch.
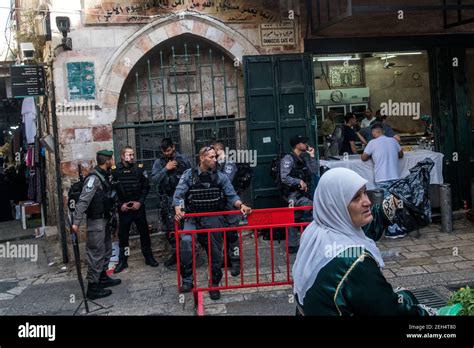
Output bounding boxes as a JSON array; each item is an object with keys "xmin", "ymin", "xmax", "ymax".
[
  {"xmin": 85, "ymin": 176, "xmax": 95, "ymax": 192},
  {"xmin": 225, "ymin": 165, "xmax": 233, "ymax": 174},
  {"xmin": 283, "ymin": 160, "xmax": 291, "ymax": 169}
]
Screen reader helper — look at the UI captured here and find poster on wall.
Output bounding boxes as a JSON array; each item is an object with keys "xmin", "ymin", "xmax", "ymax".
[
  {"xmin": 260, "ymin": 20, "xmax": 297, "ymax": 46},
  {"xmin": 84, "ymin": 0, "xmax": 281, "ymax": 24},
  {"xmin": 66, "ymin": 62, "xmax": 96, "ymax": 100}
]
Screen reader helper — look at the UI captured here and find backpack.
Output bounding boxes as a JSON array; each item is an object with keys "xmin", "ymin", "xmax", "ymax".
[
  {"xmin": 232, "ymin": 163, "xmax": 253, "ymax": 193},
  {"xmin": 68, "ymin": 164, "xmax": 85, "ymax": 212},
  {"xmin": 67, "ymin": 165, "xmax": 109, "ymax": 213}
]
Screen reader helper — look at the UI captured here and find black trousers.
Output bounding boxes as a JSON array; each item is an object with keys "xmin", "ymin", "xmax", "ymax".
[{"xmin": 118, "ymin": 205, "xmax": 152, "ymax": 258}]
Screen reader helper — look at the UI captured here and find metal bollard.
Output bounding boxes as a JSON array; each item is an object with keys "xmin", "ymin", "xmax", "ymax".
[
  {"xmin": 367, "ymin": 189, "xmax": 384, "ymax": 206},
  {"xmin": 439, "ymin": 184, "xmax": 453, "ymax": 233}
]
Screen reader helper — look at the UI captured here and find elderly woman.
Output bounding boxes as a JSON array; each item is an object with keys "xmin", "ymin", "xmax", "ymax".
[{"xmin": 292, "ymin": 168, "xmax": 435, "ymax": 316}]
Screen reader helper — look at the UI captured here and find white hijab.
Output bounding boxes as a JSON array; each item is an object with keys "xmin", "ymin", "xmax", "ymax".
[{"xmin": 292, "ymin": 167, "xmax": 385, "ymax": 305}]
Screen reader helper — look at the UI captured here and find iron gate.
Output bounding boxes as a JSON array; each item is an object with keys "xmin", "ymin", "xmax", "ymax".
[{"xmin": 113, "ymin": 38, "xmax": 247, "ymax": 233}]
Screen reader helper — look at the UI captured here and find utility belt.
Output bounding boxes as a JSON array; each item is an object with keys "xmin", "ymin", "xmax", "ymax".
[{"xmin": 88, "ymin": 213, "xmax": 104, "ymax": 220}]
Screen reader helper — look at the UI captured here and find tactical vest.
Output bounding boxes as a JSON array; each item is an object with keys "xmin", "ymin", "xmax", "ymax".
[
  {"xmin": 86, "ymin": 169, "xmax": 113, "ymax": 219},
  {"xmin": 158, "ymin": 156, "xmax": 187, "ymax": 195},
  {"xmin": 114, "ymin": 163, "xmax": 144, "ymax": 202},
  {"xmin": 283, "ymin": 152, "xmax": 312, "ymax": 195},
  {"xmin": 185, "ymin": 169, "xmax": 225, "ymax": 213}
]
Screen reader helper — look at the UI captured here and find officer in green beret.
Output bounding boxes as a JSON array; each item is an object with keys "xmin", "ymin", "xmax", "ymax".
[{"xmin": 71, "ymin": 149, "xmax": 121, "ymax": 300}]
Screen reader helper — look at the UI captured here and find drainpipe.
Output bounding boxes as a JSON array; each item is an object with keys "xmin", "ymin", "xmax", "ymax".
[{"xmin": 47, "ymin": 61, "xmax": 68, "ymax": 263}]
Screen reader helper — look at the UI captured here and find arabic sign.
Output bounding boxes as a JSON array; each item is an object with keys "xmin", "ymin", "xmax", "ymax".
[
  {"xmin": 260, "ymin": 20, "xmax": 297, "ymax": 46},
  {"xmin": 67, "ymin": 62, "xmax": 96, "ymax": 100},
  {"xmin": 10, "ymin": 65, "xmax": 45, "ymax": 98},
  {"xmin": 85, "ymin": 0, "xmax": 280, "ymax": 24}
]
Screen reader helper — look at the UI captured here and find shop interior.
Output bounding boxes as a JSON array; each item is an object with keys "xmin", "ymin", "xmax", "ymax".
[
  {"xmin": 0, "ymin": 76, "xmax": 45, "ymax": 230},
  {"xmin": 312, "ymin": 51, "xmax": 433, "ymax": 155}
]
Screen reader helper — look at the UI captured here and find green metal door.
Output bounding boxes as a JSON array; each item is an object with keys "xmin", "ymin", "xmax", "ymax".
[{"xmin": 244, "ymin": 54, "xmax": 317, "ymax": 208}]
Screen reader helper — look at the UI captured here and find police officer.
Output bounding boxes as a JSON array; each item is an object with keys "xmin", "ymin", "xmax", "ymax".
[
  {"xmin": 151, "ymin": 138, "xmax": 191, "ymax": 269},
  {"xmin": 211, "ymin": 140, "xmax": 241, "ymax": 277},
  {"xmin": 280, "ymin": 135, "xmax": 317, "ymax": 254},
  {"xmin": 112, "ymin": 146, "xmax": 158, "ymax": 273},
  {"xmin": 71, "ymin": 150, "xmax": 121, "ymax": 300},
  {"xmin": 174, "ymin": 146, "xmax": 252, "ymax": 300}
]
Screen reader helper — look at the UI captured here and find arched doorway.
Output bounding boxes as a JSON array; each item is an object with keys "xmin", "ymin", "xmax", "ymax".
[{"xmin": 113, "ymin": 33, "xmax": 247, "ymax": 230}]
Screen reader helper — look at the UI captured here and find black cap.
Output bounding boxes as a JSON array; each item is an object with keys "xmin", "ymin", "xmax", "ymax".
[{"xmin": 290, "ymin": 135, "xmax": 308, "ymax": 148}]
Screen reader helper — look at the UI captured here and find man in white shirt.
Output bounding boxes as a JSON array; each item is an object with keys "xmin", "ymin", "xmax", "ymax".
[
  {"xmin": 361, "ymin": 123, "xmax": 405, "ymax": 238},
  {"xmin": 360, "ymin": 108, "xmax": 376, "ymax": 129}
]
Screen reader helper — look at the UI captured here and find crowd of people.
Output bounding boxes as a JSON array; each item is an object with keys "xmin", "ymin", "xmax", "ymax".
[
  {"xmin": 70, "ymin": 128, "xmax": 433, "ymax": 315},
  {"xmin": 71, "ymin": 139, "xmax": 253, "ymax": 301}
]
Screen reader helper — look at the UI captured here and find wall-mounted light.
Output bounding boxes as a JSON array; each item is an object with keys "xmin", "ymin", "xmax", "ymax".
[{"xmin": 316, "ymin": 56, "xmax": 360, "ymax": 62}]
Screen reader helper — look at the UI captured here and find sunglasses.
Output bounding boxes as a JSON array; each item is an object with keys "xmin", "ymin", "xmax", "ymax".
[{"xmin": 203, "ymin": 146, "xmax": 215, "ymax": 153}]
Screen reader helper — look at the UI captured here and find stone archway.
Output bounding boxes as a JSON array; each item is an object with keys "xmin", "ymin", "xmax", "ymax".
[{"xmin": 98, "ymin": 14, "xmax": 260, "ymax": 123}]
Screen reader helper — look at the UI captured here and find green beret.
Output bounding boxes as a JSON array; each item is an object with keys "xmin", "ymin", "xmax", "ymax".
[{"xmin": 97, "ymin": 149, "xmax": 113, "ymax": 157}]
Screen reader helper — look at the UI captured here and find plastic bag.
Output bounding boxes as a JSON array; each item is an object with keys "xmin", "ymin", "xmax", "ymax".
[{"xmin": 387, "ymin": 158, "xmax": 435, "ymax": 233}]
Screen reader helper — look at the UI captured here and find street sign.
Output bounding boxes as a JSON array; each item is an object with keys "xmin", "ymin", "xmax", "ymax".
[{"xmin": 10, "ymin": 65, "xmax": 46, "ymax": 98}]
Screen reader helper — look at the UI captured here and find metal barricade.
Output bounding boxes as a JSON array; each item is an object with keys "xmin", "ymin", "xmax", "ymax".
[{"xmin": 175, "ymin": 206, "xmax": 312, "ymax": 315}]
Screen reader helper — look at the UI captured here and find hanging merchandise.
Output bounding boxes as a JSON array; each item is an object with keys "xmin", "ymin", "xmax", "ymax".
[{"xmin": 21, "ymin": 97, "xmax": 37, "ymax": 145}]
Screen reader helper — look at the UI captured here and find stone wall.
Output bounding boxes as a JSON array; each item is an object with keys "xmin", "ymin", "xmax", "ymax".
[{"xmin": 49, "ymin": 0, "xmax": 306, "ymax": 199}]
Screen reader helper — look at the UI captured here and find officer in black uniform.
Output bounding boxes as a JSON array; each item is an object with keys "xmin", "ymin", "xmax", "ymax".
[
  {"xmin": 211, "ymin": 140, "xmax": 241, "ymax": 277},
  {"xmin": 71, "ymin": 150, "xmax": 121, "ymax": 300},
  {"xmin": 174, "ymin": 146, "xmax": 252, "ymax": 300},
  {"xmin": 112, "ymin": 146, "xmax": 158, "ymax": 273},
  {"xmin": 280, "ymin": 135, "xmax": 318, "ymax": 254},
  {"xmin": 151, "ymin": 138, "xmax": 191, "ymax": 269}
]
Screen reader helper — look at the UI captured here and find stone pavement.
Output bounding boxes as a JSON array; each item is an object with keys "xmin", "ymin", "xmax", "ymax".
[{"xmin": 0, "ymin": 217, "xmax": 473, "ymax": 315}]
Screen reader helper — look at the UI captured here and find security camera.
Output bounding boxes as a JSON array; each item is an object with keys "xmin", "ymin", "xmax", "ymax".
[
  {"xmin": 56, "ymin": 16, "xmax": 70, "ymax": 37},
  {"xmin": 20, "ymin": 42, "xmax": 36, "ymax": 61}
]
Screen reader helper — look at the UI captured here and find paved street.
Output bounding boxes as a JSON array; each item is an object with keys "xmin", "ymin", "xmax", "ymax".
[{"xmin": 0, "ymin": 216, "xmax": 473, "ymax": 315}]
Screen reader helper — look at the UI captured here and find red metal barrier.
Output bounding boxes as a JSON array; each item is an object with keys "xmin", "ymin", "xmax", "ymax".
[{"xmin": 174, "ymin": 206, "xmax": 312, "ymax": 315}]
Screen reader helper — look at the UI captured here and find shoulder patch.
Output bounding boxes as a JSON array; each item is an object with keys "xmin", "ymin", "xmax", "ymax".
[
  {"xmin": 225, "ymin": 164, "xmax": 233, "ymax": 174},
  {"xmin": 283, "ymin": 159, "xmax": 292, "ymax": 169},
  {"xmin": 85, "ymin": 176, "xmax": 95, "ymax": 192}
]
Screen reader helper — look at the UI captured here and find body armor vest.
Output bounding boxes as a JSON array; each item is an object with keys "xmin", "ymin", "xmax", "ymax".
[
  {"xmin": 158, "ymin": 156, "xmax": 187, "ymax": 195},
  {"xmin": 185, "ymin": 169, "xmax": 225, "ymax": 213},
  {"xmin": 283, "ymin": 152, "xmax": 312, "ymax": 196},
  {"xmin": 86, "ymin": 168, "xmax": 113, "ymax": 219},
  {"xmin": 114, "ymin": 163, "xmax": 143, "ymax": 202}
]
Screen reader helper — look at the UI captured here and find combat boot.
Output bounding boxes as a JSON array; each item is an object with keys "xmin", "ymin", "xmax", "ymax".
[
  {"xmin": 86, "ymin": 282, "xmax": 112, "ymax": 300},
  {"xmin": 144, "ymin": 254, "xmax": 159, "ymax": 267},
  {"xmin": 114, "ymin": 248, "xmax": 128, "ymax": 273},
  {"xmin": 99, "ymin": 271, "xmax": 121, "ymax": 288}
]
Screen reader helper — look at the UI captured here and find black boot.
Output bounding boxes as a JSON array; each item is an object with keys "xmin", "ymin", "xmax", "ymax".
[
  {"xmin": 114, "ymin": 257, "xmax": 128, "ymax": 273},
  {"xmin": 144, "ymin": 254, "xmax": 159, "ymax": 267},
  {"xmin": 99, "ymin": 271, "xmax": 121, "ymax": 288},
  {"xmin": 86, "ymin": 282, "xmax": 112, "ymax": 300},
  {"xmin": 164, "ymin": 253, "xmax": 177, "ymax": 270}
]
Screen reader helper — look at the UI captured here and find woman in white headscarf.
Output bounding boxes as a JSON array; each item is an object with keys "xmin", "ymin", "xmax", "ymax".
[{"xmin": 292, "ymin": 168, "xmax": 434, "ymax": 316}]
